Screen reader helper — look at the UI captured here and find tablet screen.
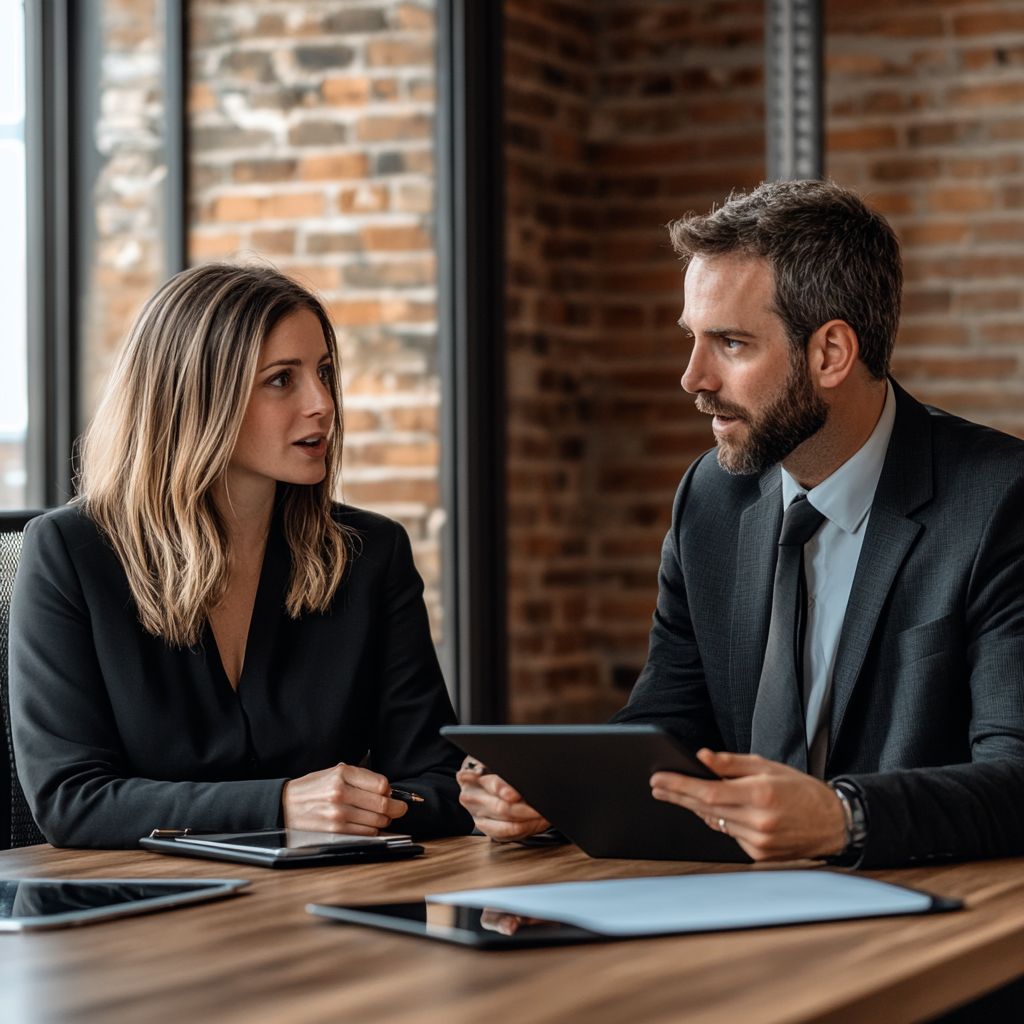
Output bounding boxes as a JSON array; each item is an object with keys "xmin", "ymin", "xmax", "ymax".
[
  {"xmin": 307, "ymin": 900, "xmax": 606, "ymax": 949},
  {"xmin": 176, "ymin": 829, "xmax": 408, "ymax": 856},
  {"xmin": 0, "ymin": 878, "xmax": 247, "ymax": 931}
]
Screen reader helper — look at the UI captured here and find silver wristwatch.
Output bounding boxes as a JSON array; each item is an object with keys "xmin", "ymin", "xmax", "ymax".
[{"xmin": 827, "ymin": 780, "xmax": 868, "ymax": 864}]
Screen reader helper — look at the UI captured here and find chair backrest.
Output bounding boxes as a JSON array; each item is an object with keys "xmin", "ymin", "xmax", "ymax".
[{"xmin": 1, "ymin": 511, "xmax": 47, "ymax": 849}]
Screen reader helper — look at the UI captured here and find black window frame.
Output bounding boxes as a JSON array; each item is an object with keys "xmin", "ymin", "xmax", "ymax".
[
  {"xmin": 23, "ymin": 0, "xmax": 501, "ymax": 722},
  {"xmin": 23, "ymin": 0, "xmax": 188, "ymax": 508},
  {"xmin": 436, "ymin": 0, "xmax": 507, "ymax": 722}
]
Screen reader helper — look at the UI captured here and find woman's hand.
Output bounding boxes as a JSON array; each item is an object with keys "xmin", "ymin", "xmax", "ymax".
[
  {"xmin": 456, "ymin": 757, "xmax": 550, "ymax": 841},
  {"xmin": 282, "ymin": 763, "xmax": 409, "ymax": 835}
]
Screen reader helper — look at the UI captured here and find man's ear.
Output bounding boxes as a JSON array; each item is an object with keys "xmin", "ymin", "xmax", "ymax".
[{"xmin": 807, "ymin": 319, "xmax": 859, "ymax": 392}]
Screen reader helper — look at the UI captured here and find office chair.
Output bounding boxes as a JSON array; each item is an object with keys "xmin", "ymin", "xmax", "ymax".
[{"xmin": 1, "ymin": 510, "xmax": 47, "ymax": 849}]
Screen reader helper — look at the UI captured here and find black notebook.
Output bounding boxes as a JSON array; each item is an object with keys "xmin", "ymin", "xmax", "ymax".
[{"xmin": 140, "ymin": 828, "xmax": 424, "ymax": 868}]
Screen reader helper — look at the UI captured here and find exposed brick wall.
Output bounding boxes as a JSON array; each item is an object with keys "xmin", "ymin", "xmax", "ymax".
[
  {"xmin": 187, "ymin": 0, "xmax": 445, "ymax": 637},
  {"xmin": 80, "ymin": 0, "xmax": 167, "ymax": 423},
  {"xmin": 506, "ymin": 0, "xmax": 1024, "ymax": 723},
  {"xmin": 505, "ymin": 0, "xmax": 764, "ymax": 721},
  {"xmin": 505, "ymin": 0, "xmax": 602, "ymax": 722},
  {"xmin": 826, "ymin": 0, "xmax": 1024, "ymax": 437},
  {"xmin": 587, "ymin": 0, "xmax": 765, "ymax": 719}
]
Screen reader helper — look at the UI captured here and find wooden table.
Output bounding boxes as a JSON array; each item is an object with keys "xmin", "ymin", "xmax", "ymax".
[{"xmin": 0, "ymin": 838, "xmax": 1022, "ymax": 1024}]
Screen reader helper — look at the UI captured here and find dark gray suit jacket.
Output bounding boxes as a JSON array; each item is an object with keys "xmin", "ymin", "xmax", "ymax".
[{"xmin": 614, "ymin": 382, "xmax": 1024, "ymax": 867}]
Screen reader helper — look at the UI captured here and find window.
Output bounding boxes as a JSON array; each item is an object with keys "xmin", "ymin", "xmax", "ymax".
[{"xmin": 0, "ymin": 1, "xmax": 28, "ymax": 508}]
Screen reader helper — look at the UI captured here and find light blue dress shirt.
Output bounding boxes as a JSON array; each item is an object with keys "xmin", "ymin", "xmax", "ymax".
[{"xmin": 779, "ymin": 381, "xmax": 897, "ymax": 777}]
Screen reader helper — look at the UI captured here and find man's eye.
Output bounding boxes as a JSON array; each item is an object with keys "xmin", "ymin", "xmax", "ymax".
[{"xmin": 722, "ymin": 338, "xmax": 744, "ymax": 351}]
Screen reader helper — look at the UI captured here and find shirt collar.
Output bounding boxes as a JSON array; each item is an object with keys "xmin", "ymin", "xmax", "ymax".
[{"xmin": 781, "ymin": 380, "xmax": 896, "ymax": 535}]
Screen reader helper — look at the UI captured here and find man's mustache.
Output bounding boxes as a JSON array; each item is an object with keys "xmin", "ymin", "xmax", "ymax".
[{"xmin": 694, "ymin": 394, "xmax": 750, "ymax": 420}]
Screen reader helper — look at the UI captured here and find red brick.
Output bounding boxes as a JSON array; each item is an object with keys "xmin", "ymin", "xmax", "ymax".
[
  {"xmin": 281, "ymin": 264, "xmax": 341, "ymax": 291},
  {"xmin": 953, "ymin": 11, "xmax": 1024, "ymax": 36},
  {"xmin": 189, "ymin": 82, "xmax": 217, "ymax": 114},
  {"xmin": 231, "ymin": 159, "xmax": 297, "ymax": 184},
  {"xmin": 250, "ymin": 229, "xmax": 296, "ymax": 254},
  {"xmin": 342, "ymin": 408, "xmax": 381, "ymax": 432},
  {"xmin": 864, "ymin": 192, "xmax": 915, "ymax": 216},
  {"xmin": 902, "ymin": 289, "xmax": 953, "ymax": 316},
  {"xmin": 390, "ymin": 406, "xmax": 438, "ymax": 432},
  {"xmin": 298, "ymin": 153, "xmax": 370, "ymax": 181},
  {"xmin": 953, "ymin": 289, "xmax": 1021, "ymax": 313},
  {"xmin": 348, "ymin": 442, "xmax": 441, "ymax": 467},
  {"xmin": 360, "ymin": 224, "xmax": 432, "ymax": 251},
  {"xmin": 892, "ymin": 355, "xmax": 1018, "ymax": 380},
  {"xmin": 409, "ymin": 79, "xmax": 435, "ymax": 102},
  {"xmin": 974, "ymin": 221, "xmax": 1024, "ymax": 244},
  {"xmin": 207, "ymin": 193, "xmax": 323, "ymax": 224},
  {"xmin": 951, "ymin": 81, "xmax": 1024, "ymax": 108},
  {"xmin": 899, "ymin": 222, "xmax": 969, "ymax": 247},
  {"xmin": 322, "ymin": 76, "xmax": 370, "ymax": 106},
  {"xmin": 356, "ymin": 114, "xmax": 432, "ymax": 142},
  {"xmin": 394, "ymin": 4, "xmax": 434, "ymax": 31},
  {"xmin": 395, "ymin": 182, "xmax": 433, "ymax": 213},
  {"xmin": 926, "ymin": 186, "xmax": 996, "ymax": 213},
  {"xmin": 372, "ymin": 78, "xmax": 400, "ymax": 101},
  {"xmin": 189, "ymin": 231, "xmax": 242, "ymax": 259},
  {"xmin": 366, "ymin": 39, "xmax": 434, "ymax": 67},
  {"xmin": 327, "ymin": 299, "xmax": 382, "ymax": 326},
  {"xmin": 342, "ymin": 479, "xmax": 439, "ymax": 505},
  {"xmin": 339, "ymin": 185, "xmax": 390, "ymax": 213},
  {"xmin": 896, "ymin": 324, "xmax": 970, "ymax": 348},
  {"xmin": 979, "ymin": 322, "xmax": 1024, "ymax": 345},
  {"xmin": 827, "ymin": 125, "xmax": 901, "ymax": 151}
]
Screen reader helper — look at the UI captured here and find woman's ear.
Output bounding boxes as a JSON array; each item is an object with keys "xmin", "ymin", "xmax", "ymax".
[{"xmin": 807, "ymin": 319, "xmax": 859, "ymax": 392}]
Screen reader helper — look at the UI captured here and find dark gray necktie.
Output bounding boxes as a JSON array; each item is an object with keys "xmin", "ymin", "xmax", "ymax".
[{"xmin": 750, "ymin": 494, "xmax": 826, "ymax": 772}]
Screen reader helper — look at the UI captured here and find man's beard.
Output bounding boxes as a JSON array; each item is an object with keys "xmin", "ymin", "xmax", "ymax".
[{"xmin": 695, "ymin": 355, "xmax": 828, "ymax": 476}]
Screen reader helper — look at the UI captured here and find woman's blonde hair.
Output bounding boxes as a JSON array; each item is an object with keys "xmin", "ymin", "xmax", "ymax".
[{"xmin": 77, "ymin": 262, "xmax": 350, "ymax": 647}]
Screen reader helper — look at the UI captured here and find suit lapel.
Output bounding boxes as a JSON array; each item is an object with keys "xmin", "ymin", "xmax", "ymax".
[
  {"xmin": 729, "ymin": 468, "xmax": 783, "ymax": 753},
  {"xmin": 827, "ymin": 381, "xmax": 933, "ymax": 765}
]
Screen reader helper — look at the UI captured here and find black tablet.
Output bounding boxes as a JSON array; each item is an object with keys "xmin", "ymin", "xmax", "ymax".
[
  {"xmin": 307, "ymin": 871, "xmax": 960, "ymax": 948},
  {"xmin": 306, "ymin": 899, "xmax": 607, "ymax": 949},
  {"xmin": 441, "ymin": 724, "xmax": 750, "ymax": 862},
  {"xmin": 140, "ymin": 828, "xmax": 424, "ymax": 868},
  {"xmin": 0, "ymin": 878, "xmax": 248, "ymax": 932}
]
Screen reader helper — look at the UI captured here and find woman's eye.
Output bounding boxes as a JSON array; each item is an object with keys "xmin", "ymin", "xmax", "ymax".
[
  {"xmin": 318, "ymin": 364, "xmax": 333, "ymax": 385},
  {"xmin": 267, "ymin": 370, "xmax": 291, "ymax": 388}
]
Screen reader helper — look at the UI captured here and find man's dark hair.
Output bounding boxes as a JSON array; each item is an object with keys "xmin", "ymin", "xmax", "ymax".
[{"xmin": 668, "ymin": 180, "xmax": 902, "ymax": 380}]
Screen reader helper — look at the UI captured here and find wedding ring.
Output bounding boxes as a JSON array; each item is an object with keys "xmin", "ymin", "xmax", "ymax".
[{"xmin": 717, "ymin": 817, "xmax": 729, "ymax": 835}]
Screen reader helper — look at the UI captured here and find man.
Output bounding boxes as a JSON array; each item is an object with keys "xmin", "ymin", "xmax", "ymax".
[{"xmin": 459, "ymin": 179, "xmax": 1024, "ymax": 868}]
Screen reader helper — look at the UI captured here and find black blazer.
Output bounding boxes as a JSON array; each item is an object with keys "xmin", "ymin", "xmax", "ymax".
[
  {"xmin": 9, "ymin": 503, "xmax": 473, "ymax": 847},
  {"xmin": 614, "ymin": 381, "xmax": 1024, "ymax": 867}
]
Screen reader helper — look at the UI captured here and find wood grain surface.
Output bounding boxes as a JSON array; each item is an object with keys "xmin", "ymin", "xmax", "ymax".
[{"xmin": 0, "ymin": 838, "xmax": 1022, "ymax": 1024}]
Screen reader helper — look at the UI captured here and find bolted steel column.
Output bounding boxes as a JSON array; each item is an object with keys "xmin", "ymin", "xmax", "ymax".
[{"xmin": 765, "ymin": 0, "xmax": 824, "ymax": 181}]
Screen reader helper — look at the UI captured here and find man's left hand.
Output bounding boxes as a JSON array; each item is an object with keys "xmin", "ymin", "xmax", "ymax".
[{"xmin": 650, "ymin": 749, "xmax": 847, "ymax": 862}]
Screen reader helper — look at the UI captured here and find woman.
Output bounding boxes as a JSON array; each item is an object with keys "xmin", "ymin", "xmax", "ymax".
[{"xmin": 9, "ymin": 263, "xmax": 472, "ymax": 847}]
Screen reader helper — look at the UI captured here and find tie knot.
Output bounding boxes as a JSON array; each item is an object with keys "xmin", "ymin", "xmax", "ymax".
[{"xmin": 780, "ymin": 495, "xmax": 825, "ymax": 546}]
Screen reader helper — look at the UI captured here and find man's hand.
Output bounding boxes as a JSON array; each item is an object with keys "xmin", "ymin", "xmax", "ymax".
[
  {"xmin": 456, "ymin": 757, "xmax": 550, "ymax": 842},
  {"xmin": 650, "ymin": 749, "xmax": 847, "ymax": 862},
  {"xmin": 282, "ymin": 763, "xmax": 408, "ymax": 835}
]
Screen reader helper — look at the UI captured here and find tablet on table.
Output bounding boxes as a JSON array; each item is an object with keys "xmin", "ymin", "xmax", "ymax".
[{"xmin": 0, "ymin": 877, "xmax": 248, "ymax": 932}]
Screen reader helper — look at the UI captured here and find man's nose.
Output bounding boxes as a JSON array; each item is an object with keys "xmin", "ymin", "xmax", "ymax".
[{"xmin": 681, "ymin": 344, "xmax": 718, "ymax": 395}]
